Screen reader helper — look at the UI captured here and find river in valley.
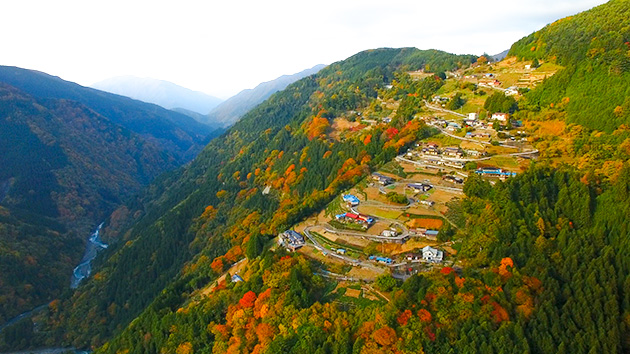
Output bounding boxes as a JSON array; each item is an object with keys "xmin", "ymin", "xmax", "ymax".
[
  {"xmin": 70, "ymin": 222, "xmax": 107, "ymax": 289},
  {"xmin": 0, "ymin": 225, "xmax": 106, "ymax": 353}
]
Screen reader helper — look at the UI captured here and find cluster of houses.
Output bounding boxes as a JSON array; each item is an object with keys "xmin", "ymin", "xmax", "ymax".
[
  {"xmin": 371, "ymin": 173, "xmax": 394, "ymax": 186},
  {"xmin": 475, "ymin": 167, "xmax": 517, "ymax": 179},
  {"xmin": 465, "ymin": 131, "xmax": 491, "ymax": 139},
  {"xmin": 335, "ymin": 212, "xmax": 374, "ymax": 229},
  {"xmin": 463, "ymin": 112, "xmax": 481, "ymax": 128},
  {"xmin": 423, "ymin": 158, "xmax": 466, "ymax": 169},
  {"xmin": 406, "ymin": 245, "xmax": 444, "ymax": 263},
  {"xmin": 413, "ymin": 143, "xmax": 464, "ymax": 159},
  {"xmin": 278, "ymin": 230, "xmax": 305, "ymax": 252}
]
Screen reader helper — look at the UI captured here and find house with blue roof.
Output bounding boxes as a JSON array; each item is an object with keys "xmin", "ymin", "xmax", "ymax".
[{"xmin": 342, "ymin": 194, "xmax": 360, "ymax": 206}]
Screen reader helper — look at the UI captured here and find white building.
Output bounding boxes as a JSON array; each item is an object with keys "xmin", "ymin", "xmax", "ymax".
[
  {"xmin": 381, "ymin": 229, "xmax": 398, "ymax": 237},
  {"xmin": 468, "ymin": 112, "xmax": 479, "ymax": 121},
  {"xmin": 505, "ymin": 87, "xmax": 519, "ymax": 96},
  {"xmin": 422, "ymin": 246, "xmax": 444, "ymax": 263},
  {"xmin": 490, "ymin": 113, "xmax": 509, "ymax": 122},
  {"xmin": 279, "ymin": 230, "xmax": 305, "ymax": 251}
]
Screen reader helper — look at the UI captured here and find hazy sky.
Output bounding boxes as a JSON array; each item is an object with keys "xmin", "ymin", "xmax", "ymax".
[{"xmin": 1, "ymin": 0, "xmax": 607, "ymax": 99}]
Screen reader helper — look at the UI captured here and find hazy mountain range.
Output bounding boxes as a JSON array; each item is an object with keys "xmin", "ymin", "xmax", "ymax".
[
  {"xmin": 205, "ymin": 64, "xmax": 326, "ymax": 127},
  {"xmin": 0, "ymin": 66, "xmax": 215, "ymax": 161},
  {"xmin": 91, "ymin": 76, "xmax": 223, "ymax": 115},
  {"xmin": 90, "ymin": 65, "xmax": 326, "ymax": 128}
]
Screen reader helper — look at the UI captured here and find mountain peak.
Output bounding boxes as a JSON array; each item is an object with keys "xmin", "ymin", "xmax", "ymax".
[{"xmin": 91, "ymin": 76, "xmax": 223, "ymax": 115}]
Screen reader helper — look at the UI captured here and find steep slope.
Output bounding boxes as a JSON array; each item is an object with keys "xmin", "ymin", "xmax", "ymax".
[
  {"xmin": 0, "ymin": 66, "xmax": 213, "ymax": 161},
  {"xmin": 205, "ymin": 64, "xmax": 326, "ymax": 127},
  {"xmin": 91, "ymin": 76, "xmax": 222, "ymax": 115},
  {"xmin": 16, "ymin": 4, "xmax": 630, "ymax": 352},
  {"xmin": 509, "ymin": 0, "xmax": 630, "ymax": 132},
  {"xmin": 23, "ymin": 47, "xmax": 475, "ymax": 350},
  {"xmin": 86, "ymin": 42, "xmax": 630, "ymax": 354},
  {"xmin": 0, "ymin": 83, "xmax": 179, "ymax": 325}
]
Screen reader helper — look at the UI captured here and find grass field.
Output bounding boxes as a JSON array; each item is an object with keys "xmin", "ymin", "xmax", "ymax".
[
  {"xmin": 380, "ymin": 160, "xmax": 407, "ymax": 177},
  {"xmin": 359, "ymin": 206, "xmax": 403, "ymax": 219},
  {"xmin": 324, "ymin": 196, "xmax": 344, "ymax": 218},
  {"xmin": 407, "ymin": 218, "xmax": 443, "ymax": 229},
  {"xmin": 487, "ymin": 155, "xmax": 519, "ymax": 168},
  {"xmin": 425, "ymin": 134, "xmax": 463, "ymax": 147}
]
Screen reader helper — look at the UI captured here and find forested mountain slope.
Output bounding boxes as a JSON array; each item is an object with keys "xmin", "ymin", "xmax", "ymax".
[
  {"xmin": 0, "ymin": 66, "xmax": 214, "ymax": 161},
  {"xmin": 6, "ymin": 2, "xmax": 630, "ymax": 351},
  {"xmin": 509, "ymin": 0, "xmax": 630, "ymax": 132},
  {"xmin": 17, "ymin": 48, "xmax": 475, "ymax": 350},
  {"xmin": 205, "ymin": 64, "xmax": 325, "ymax": 127},
  {"xmin": 97, "ymin": 166, "xmax": 630, "ymax": 354},
  {"xmin": 0, "ymin": 83, "xmax": 179, "ymax": 326}
]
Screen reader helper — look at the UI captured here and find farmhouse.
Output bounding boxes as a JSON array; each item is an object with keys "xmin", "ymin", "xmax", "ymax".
[
  {"xmin": 342, "ymin": 194, "xmax": 360, "ymax": 206},
  {"xmin": 422, "ymin": 246, "xmax": 444, "ymax": 263},
  {"xmin": 422, "ymin": 144, "xmax": 440, "ymax": 156},
  {"xmin": 381, "ymin": 229, "xmax": 398, "ymax": 237},
  {"xmin": 475, "ymin": 167, "xmax": 517, "ymax": 178},
  {"xmin": 407, "ymin": 253, "xmax": 421, "ymax": 261},
  {"xmin": 490, "ymin": 112, "xmax": 509, "ymax": 122},
  {"xmin": 443, "ymin": 147, "xmax": 463, "ymax": 158},
  {"xmin": 336, "ymin": 212, "xmax": 374, "ymax": 226},
  {"xmin": 423, "ymin": 159, "xmax": 443, "ymax": 168},
  {"xmin": 465, "ymin": 149, "xmax": 487, "ymax": 157},
  {"xmin": 505, "ymin": 86, "xmax": 519, "ymax": 96},
  {"xmin": 446, "ymin": 122, "xmax": 461, "ymax": 132},
  {"xmin": 407, "ymin": 183, "xmax": 432, "ymax": 193},
  {"xmin": 443, "ymin": 161, "xmax": 465, "ymax": 169},
  {"xmin": 424, "ymin": 230, "xmax": 439, "ymax": 240},
  {"xmin": 420, "ymin": 200, "xmax": 435, "ymax": 207},
  {"xmin": 369, "ymin": 255, "xmax": 393, "ymax": 264},
  {"xmin": 278, "ymin": 230, "xmax": 305, "ymax": 251},
  {"xmin": 443, "ymin": 175, "xmax": 464, "ymax": 184},
  {"xmin": 372, "ymin": 173, "xmax": 394, "ymax": 186}
]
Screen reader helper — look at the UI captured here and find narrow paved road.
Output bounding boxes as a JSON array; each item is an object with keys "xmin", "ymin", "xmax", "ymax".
[{"xmin": 303, "ymin": 227, "xmax": 386, "ymax": 272}]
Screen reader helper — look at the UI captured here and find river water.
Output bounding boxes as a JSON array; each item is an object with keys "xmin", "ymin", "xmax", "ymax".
[
  {"xmin": 70, "ymin": 222, "xmax": 107, "ymax": 289},
  {"xmin": 0, "ymin": 226, "xmax": 105, "ymax": 353}
]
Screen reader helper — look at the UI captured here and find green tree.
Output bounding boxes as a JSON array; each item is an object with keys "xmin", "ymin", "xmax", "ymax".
[
  {"xmin": 375, "ymin": 274, "xmax": 398, "ymax": 292},
  {"xmin": 246, "ymin": 233, "xmax": 264, "ymax": 260}
]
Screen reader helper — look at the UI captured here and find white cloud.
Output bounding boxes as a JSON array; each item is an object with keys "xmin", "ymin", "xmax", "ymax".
[{"xmin": 0, "ymin": 0, "xmax": 607, "ymax": 98}]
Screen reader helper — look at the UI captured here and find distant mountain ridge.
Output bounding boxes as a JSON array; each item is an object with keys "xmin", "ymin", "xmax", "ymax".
[
  {"xmin": 91, "ymin": 76, "xmax": 222, "ymax": 116},
  {"xmin": 0, "ymin": 66, "xmax": 213, "ymax": 162},
  {"xmin": 205, "ymin": 64, "xmax": 326, "ymax": 127},
  {"xmin": 491, "ymin": 49, "xmax": 509, "ymax": 62}
]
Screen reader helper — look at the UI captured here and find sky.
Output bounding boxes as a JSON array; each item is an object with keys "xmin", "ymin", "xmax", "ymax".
[{"xmin": 0, "ymin": 0, "xmax": 608, "ymax": 99}]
